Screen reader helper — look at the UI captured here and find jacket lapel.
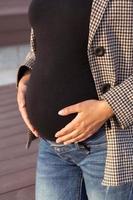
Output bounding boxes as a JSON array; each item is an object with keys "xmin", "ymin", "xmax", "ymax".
[{"xmin": 88, "ymin": 0, "xmax": 110, "ymax": 49}]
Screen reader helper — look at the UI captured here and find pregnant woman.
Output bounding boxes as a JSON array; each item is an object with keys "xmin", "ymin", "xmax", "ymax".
[
  {"xmin": 25, "ymin": 0, "xmax": 100, "ymax": 141},
  {"xmin": 17, "ymin": 0, "xmax": 133, "ymax": 200}
]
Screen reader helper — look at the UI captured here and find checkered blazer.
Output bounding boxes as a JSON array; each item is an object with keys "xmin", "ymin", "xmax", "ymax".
[{"xmin": 17, "ymin": 0, "xmax": 133, "ymax": 186}]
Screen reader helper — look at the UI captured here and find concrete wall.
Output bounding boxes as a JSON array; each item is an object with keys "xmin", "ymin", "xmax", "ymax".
[{"xmin": 0, "ymin": 44, "xmax": 30, "ymax": 85}]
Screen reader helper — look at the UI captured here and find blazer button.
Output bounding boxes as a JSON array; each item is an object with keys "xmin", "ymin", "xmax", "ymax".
[
  {"xmin": 94, "ymin": 46, "xmax": 105, "ymax": 56},
  {"xmin": 101, "ymin": 83, "xmax": 111, "ymax": 94}
]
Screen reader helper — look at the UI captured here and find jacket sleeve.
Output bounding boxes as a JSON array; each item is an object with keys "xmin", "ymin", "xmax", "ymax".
[
  {"xmin": 16, "ymin": 28, "xmax": 36, "ymax": 87},
  {"xmin": 100, "ymin": 75, "xmax": 133, "ymax": 130}
]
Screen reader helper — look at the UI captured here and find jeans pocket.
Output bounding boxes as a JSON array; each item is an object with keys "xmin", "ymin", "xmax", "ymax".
[
  {"xmin": 81, "ymin": 126, "xmax": 107, "ymax": 148},
  {"xmin": 105, "ymin": 182, "xmax": 133, "ymax": 200}
]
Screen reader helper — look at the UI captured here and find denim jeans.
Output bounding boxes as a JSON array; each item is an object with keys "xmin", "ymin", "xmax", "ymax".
[{"xmin": 35, "ymin": 126, "xmax": 133, "ymax": 200}]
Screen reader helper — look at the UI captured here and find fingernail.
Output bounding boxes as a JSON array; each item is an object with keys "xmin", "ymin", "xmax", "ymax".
[
  {"xmin": 64, "ymin": 142, "xmax": 69, "ymax": 145},
  {"xmin": 55, "ymin": 133, "xmax": 59, "ymax": 137},
  {"xmin": 63, "ymin": 142, "xmax": 67, "ymax": 145},
  {"xmin": 58, "ymin": 110, "xmax": 64, "ymax": 115},
  {"xmin": 33, "ymin": 131, "xmax": 39, "ymax": 137},
  {"xmin": 56, "ymin": 139, "xmax": 61, "ymax": 143}
]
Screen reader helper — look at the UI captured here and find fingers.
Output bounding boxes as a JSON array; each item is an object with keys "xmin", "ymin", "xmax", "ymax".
[
  {"xmin": 55, "ymin": 116, "xmax": 79, "ymax": 137},
  {"xmin": 56, "ymin": 125, "xmax": 102, "ymax": 145},
  {"xmin": 17, "ymin": 85, "xmax": 39, "ymax": 137},
  {"xmin": 57, "ymin": 129, "xmax": 95, "ymax": 145},
  {"xmin": 55, "ymin": 121, "xmax": 99, "ymax": 144},
  {"xmin": 58, "ymin": 102, "xmax": 81, "ymax": 116},
  {"xmin": 56, "ymin": 129, "xmax": 81, "ymax": 143},
  {"xmin": 63, "ymin": 133, "xmax": 87, "ymax": 145}
]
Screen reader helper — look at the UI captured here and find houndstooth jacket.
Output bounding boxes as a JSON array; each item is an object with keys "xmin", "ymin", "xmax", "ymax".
[{"xmin": 17, "ymin": 0, "xmax": 133, "ymax": 186}]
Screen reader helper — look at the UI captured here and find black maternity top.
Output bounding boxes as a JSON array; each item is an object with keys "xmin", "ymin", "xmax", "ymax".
[{"xmin": 26, "ymin": 0, "xmax": 98, "ymax": 141}]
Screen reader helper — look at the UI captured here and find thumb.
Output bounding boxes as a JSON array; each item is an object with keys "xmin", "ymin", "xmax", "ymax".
[{"xmin": 58, "ymin": 103, "xmax": 80, "ymax": 116}]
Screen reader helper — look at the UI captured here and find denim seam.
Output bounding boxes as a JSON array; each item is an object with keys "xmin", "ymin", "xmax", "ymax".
[
  {"xmin": 77, "ymin": 173, "xmax": 83, "ymax": 200},
  {"xmin": 52, "ymin": 148, "xmax": 79, "ymax": 165},
  {"xmin": 105, "ymin": 182, "xmax": 133, "ymax": 200},
  {"xmin": 128, "ymin": 182, "xmax": 133, "ymax": 200},
  {"xmin": 77, "ymin": 143, "xmax": 107, "ymax": 166},
  {"xmin": 54, "ymin": 148, "xmax": 76, "ymax": 155},
  {"xmin": 105, "ymin": 186, "xmax": 109, "ymax": 200},
  {"xmin": 85, "ymin": 142, "xmax": 107, "ymax": 148}
]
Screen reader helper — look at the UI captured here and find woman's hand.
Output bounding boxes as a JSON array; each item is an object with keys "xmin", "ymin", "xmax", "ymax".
[
  {"xmin": 55, "ymin": 99, "xmax": 114, "ymax": 144},
  {"xmin": 17, "ymin": 71, "xmax": 39, "ymax": 137}
]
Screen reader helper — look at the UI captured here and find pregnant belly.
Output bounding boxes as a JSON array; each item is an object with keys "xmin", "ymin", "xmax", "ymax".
[{"xmin": 25, "ymin": 65, "xmax": 98, "ymax": 141}]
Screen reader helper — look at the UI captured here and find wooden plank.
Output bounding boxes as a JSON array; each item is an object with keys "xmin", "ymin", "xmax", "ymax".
[
  {"xmin": 0, "ymin": 87, "xmax": 16, "ymax": 95},
  {"xmin": 0, "ymin": 0, "xmax": 31, "ymax": 7},
  {"xmin": 0, "ymin": 84, "xmax": 16, "ymax": 93},
  {"xmin": 0, "ymin": 185, "xmax": 35, "ymax": 200},
  {"xmin": 0, "ymin": 133, "xmax": 29, "ymax": 149},
  {"xmin": 0, "ymin": 92, "xmax": 17, "ymax": 101},
  {"xmin": 0, "ymin": 110, "xmax": 21, "ymax": 121},
  {"xmin": 0, "ymin": 140, "xmax": 38, "ymax": 161},
  {"xmin": 0, "ymin": 104, "xmax": 18, "ymax": 114},
  {"xmin": 0, "ymin": 153, "xmax": 37, "ymax": 176},
  {"xmin": 0, "ymin": 98, "xmax": 17, "ymax": 107},
  {"xmin": 0, "ymin": 0, "xmax": 31, "ymax": 46},
  {"xmin": 0, "ymin": 167, "xmax": 36, "ymax": 194},
  {"xmin": 0, "ymin": 84, "xmax": 38, "ymax": 199},
  {"xmin": 0, "ymin": 117, "xmax": 25, "ymax": 129},
  {"xmin": 0, "ymin": 124, "xmax": 26, "ymax": 139},
  {"xmin": 0, "ymin": 0, "xmax": 31, "ymax": 14}
]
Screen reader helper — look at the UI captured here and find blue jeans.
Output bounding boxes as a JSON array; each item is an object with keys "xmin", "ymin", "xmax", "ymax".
[{"xmin": 35, "ymin": 126, "xmax": 133, "ymax": 200}]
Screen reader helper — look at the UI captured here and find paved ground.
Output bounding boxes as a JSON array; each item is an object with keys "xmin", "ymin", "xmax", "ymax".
[{"xmin": 0, "ymin": 84, "xmax": 39, "ymax": 200}]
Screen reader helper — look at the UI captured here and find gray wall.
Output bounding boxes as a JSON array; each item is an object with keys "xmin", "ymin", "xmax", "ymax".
[{"xmin": 0, "ymin": 44, "xmax": 29, "ymax": 85}]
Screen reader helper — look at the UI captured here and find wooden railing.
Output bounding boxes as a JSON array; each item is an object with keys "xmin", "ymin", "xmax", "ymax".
[{"xmin": 0, "ymin": 0, "xmax": 31, "ymax": 46}]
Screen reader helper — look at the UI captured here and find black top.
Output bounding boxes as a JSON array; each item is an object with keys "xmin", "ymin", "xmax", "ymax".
[{"xmin": 26, "ymin": 0, "xmax": 98, "ymax": 141}]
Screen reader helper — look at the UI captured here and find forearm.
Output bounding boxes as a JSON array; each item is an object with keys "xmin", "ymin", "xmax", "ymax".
[{"xmin": 16, "ymin": 65, "xmax": 32, "ymax": 88}]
